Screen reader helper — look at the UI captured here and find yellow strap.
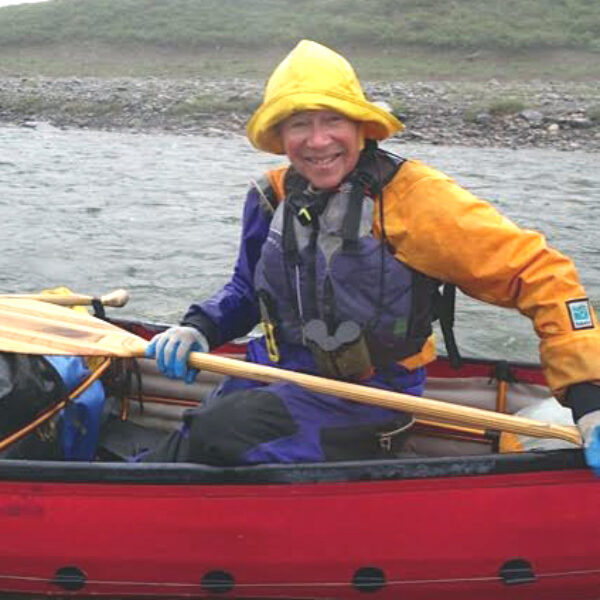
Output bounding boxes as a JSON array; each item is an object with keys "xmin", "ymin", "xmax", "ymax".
[
  {"xmin": 298, "ymin": 207, "xmax": 312, "ymax": 223},
  {"xmin": 262, "ymin": 321, "xmax": 281, "ymax": 363}
]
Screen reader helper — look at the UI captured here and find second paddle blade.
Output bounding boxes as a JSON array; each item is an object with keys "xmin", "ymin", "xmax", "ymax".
[{"xmin": 0, "ymin": 299, "xmax": 146, "ymax": 357}]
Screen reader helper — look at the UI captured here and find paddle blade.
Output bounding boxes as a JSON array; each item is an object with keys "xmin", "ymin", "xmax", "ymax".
[
  {"xmin": 0, "ymin": 299, "xmax": 146, "ymax": 357},
  {"xmin": 0, "ymin": 288, "xmax": 130, "ymax": 308}
]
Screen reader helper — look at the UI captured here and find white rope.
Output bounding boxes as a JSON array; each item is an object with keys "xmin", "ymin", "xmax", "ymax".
[{"xmin": 1, "ymin": 565, "xmax": 600, "ymax": 590}]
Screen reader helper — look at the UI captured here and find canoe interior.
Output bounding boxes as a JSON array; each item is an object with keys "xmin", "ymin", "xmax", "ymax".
[{"xmin": 0, "ymin": 315, "xmax": 583, "ymax": 484}]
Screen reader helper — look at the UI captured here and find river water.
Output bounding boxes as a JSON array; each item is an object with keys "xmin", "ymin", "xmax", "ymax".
[{"xmin": 1, "ymin": 123, "xmax": 598, "ymax": 362}]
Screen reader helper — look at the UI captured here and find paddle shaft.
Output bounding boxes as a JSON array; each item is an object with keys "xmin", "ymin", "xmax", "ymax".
[
  {"xmin": 0, "ymin": 289, "xmax": 129, "ymax": 308},
  {"xmin": 183, "ymin": 351, "xmax": 582, "ymax": 446}
]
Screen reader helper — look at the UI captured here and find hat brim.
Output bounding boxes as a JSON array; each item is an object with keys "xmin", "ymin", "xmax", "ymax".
[{"xmin": 247, "ymin": 92, "xmax": 404, "ymax": 154}]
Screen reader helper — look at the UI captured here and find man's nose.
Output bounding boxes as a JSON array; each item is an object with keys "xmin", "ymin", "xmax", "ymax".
[{"xmin": 306, "ymin": 123, "xmax": 331, "ymax": 147}]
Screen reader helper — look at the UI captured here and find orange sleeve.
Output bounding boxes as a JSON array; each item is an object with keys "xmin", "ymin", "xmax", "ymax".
[{"xmin": 380, "ymin": 160, "xmax": 600, "ymax": 398}]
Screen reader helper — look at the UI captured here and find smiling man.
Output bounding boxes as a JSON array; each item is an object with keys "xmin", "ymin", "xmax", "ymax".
[
  {"xmin": 278, "ymin": 110, "xmax": 361, "ymax": 190},
  {"xmin": 145, "ymin": 40, "xmax": 600, "ymax": 469}
]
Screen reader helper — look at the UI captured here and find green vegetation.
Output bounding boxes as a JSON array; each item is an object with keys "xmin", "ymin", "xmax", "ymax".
[
  {"xmin": 487, "ymin": 98, "xmax": 527, "ymax": 116},
  {"xmin": 1, "ymin": 0, "xmax": 599, "ymax": 51},
  {"xmin": 0, "ymin": 0, "xmax": 599, "ymax": 80}
]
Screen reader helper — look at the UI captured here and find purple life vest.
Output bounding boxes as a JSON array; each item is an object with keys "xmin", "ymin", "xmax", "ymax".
[{"xmin": 254, "ymin": 149, "xmax": 437, "ymax": 372}]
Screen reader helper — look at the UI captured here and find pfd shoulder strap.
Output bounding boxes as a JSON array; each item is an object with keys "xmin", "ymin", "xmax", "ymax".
[
  {"xmin": 341, "ymin": 143, "xmax": 405, "ymax": 249},
  {"xmin": 433, "ymin": 283, "xmax": 463, "ymax": 369}
]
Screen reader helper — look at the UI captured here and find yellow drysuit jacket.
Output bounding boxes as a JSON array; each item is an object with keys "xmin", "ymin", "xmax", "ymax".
[{"xmin": 267, "ymin": 159, "xmax": 600, "ymax": 400}]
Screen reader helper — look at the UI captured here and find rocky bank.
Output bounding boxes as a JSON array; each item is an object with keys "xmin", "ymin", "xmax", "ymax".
[{"xmin": 1, "ymin": 76, "xmax": 599, "ymax": 151}]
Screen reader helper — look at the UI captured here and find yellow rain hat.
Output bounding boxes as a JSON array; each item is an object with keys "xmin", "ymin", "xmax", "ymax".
[{"xmin": 247, "ymin": 40, "xmax": 404, "ymax": 154}]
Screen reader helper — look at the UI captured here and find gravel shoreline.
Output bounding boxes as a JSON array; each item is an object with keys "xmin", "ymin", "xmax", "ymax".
[{"xmin": 1, "ymin": 76, "xmax": 599, "ymax": 151}]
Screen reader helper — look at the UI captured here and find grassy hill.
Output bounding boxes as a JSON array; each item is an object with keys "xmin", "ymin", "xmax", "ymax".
[{"xmin": 0, "ymin": 0, "xmax": 599, "ymax": 80}]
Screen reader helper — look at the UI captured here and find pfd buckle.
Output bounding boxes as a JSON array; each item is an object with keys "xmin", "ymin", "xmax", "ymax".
[
  {"xmin": 297, "ymin": 206, "xmax": 313, "ymax": 226},
  {"xmin": 379, "ymin": 433, "xmax": 392, "ymax": 453}
]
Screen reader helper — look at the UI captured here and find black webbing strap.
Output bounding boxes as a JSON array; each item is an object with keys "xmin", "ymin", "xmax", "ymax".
[
  {"xmin": 435, "ymin": 283, "xmax": 463, "ymax": 369},
  {"xmin": 341, "ymin": 143, "xmax": 381, "ymax": 251},
  {"xmin": 341, "ymin": 177, "xmax": 367, "ymax": 251},
  {"xmin": 91, "ymin": 298, "xmax": 106, "ymax": 320},
  {"xmin": 282, "ymin": 201, "xmax": 301, "ymax": 266}
]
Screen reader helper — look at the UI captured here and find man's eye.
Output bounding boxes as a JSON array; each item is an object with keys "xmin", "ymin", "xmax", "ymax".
[
  {"xmin": 325, "ymin": 115, "xmax": 344, "ymax": 125},
  {"xmin": 289, "ymin": 120, "xmax": 309, "ymax": 129}
]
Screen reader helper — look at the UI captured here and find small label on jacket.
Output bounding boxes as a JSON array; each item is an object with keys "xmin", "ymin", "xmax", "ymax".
[{"xmin": 567, "ymin": 298, "xmax": 594, "ymax": 330}]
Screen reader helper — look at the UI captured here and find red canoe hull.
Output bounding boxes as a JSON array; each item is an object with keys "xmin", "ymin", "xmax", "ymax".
[{"xmin": 1, "ymin": 462, "xmax": 599, "ymax": 599}]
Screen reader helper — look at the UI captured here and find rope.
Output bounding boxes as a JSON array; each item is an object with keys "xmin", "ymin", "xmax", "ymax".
[{"xmin": 0, "ymin": 357, "xmax": 111, "ymax": 451}]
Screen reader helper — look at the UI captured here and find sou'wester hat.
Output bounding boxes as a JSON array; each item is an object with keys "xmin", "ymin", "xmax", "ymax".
[{"xmin": 246, "ymin": 40, "xmax": 403, "ymax": 154}]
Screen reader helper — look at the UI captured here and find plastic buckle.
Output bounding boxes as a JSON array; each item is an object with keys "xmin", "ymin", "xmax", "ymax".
[
  {"xmin": 297, "ymin": 206, "xmax": 312, "ymax": 226},
  {"xmin": 378, "ymin": 433, "xmax": 392, "ymax": 453}
]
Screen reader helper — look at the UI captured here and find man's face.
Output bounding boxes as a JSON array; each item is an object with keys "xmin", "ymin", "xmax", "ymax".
[{"xmin": 279, "ymin": 110, "xmax": 361, "ymax": 190}]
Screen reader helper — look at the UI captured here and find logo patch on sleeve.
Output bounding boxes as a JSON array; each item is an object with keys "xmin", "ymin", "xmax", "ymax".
[{"xmin": 567, "ymin": 298, "xmax": 594, "ymax": 330}]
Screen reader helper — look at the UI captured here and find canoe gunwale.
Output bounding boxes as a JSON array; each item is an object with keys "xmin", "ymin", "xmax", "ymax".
[{"xmin": 0, "ymin": 448, "xmax": 585, "ymax": 485}]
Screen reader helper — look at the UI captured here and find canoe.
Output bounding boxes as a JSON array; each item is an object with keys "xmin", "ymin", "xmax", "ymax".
[{"xmin": 0, "ymin": 315, "xmax": 599, "ymax": 600}]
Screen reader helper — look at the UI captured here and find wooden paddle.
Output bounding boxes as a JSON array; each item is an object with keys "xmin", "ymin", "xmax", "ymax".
[
  {"xmin": 0, "ymin": 288, "xmax": 129, "ymax": 308},
  {"xmin": 0, "ymin": 298, "xmax": 582, "ymax": 446}
]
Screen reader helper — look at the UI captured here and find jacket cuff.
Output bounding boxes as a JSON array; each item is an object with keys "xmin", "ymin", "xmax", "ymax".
[
  {"xmin": 567, "ymin": 382, "xmax": 600, "ymax": 421},
  {"xmin": 180, "ymin": 312, "xmax": 220, "ymax": 350}
]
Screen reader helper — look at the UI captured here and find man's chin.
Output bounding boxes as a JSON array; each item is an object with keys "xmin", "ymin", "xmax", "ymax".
[{"xmin": 303, "ymin": 168, "xmax": 344, "ymax": 190}]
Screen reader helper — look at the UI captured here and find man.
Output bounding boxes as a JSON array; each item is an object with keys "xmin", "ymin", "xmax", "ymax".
[{"xmin": 146, "ymin": 40, "xmax": 600, "ymax": 469}]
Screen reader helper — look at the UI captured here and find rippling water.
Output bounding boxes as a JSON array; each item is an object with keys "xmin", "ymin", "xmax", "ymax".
[{"xmin": 1, "ymin": 123, "xmax": 598, "ymax": 362}]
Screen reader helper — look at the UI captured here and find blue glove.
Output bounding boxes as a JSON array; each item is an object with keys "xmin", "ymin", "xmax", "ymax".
[
  {"xmin": 145, "ymin": 326, "xmax": 209, "ymax": 383},
  {"xmin": 577, "ymin": 410, "xmax": 600, "ymax": 475},
  {"xmin": 585, "ymin": 428, "xmax": 600, "ymax": 475}
]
